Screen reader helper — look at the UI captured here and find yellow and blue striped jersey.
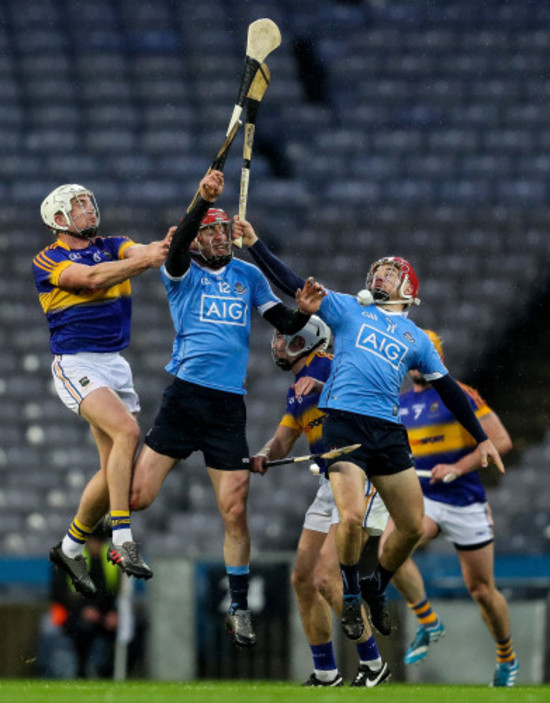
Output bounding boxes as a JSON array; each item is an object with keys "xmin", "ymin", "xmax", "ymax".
[
  {"xmin": 279, "ymin": 351, "xmax": 333, "ymax": 474},
  {"xmin": 32, "ymin": 236, "xmax": 135, "ymax": 354},
  {"xmin": 399, "ymin": 382, "xmax": 491, "ymax": 506}
]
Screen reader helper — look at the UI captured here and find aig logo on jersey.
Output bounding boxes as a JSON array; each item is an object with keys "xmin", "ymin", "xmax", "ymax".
[
  {"xmin": 200, "ymin": 294, "xmax": 248, "ymax": 326},
  {"xmin": 356, "ymin": 323, "xmax": 408, "ymax": 369}
]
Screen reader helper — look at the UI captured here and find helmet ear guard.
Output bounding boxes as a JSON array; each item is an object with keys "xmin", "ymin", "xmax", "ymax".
[
  {"xmin": 41, "ymin": 184, "xmax": 100, "ymax": 238},
  {"xmin": 271, "ymin": 315, "xmax": 331, "ymax": 370},
  {"xmin": 366, "ymin": 256, "xmax": 421, "ymax": 307}
]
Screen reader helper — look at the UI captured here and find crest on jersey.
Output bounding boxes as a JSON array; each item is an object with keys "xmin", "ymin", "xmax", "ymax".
[{"xmin": 233, "ymin": 282, "xmax": 247, "ymax": 295}]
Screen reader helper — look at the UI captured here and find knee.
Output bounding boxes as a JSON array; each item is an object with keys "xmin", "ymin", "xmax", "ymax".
[
  {"xmin": 339, "ymin": 510, "xmax": 364, "ymax": 534},
  {"xmin": 396, "ymin": 512, "xmax": 424, "ymax": 546},
  {"xmin": 291, "ymin": 565, "xmax": 314, "ymax": 595},
  {"xmin": 115, "ymin": 415, "xmax": 141, "ymax": 447},
  {"xmin": 313, "ymin": 569, "xmax": 331, "ymax": 600},
  {"xmin": 221, "ymin": 498, "xmax": 247, "ymax": 528},
  {"xmin": 468, "ymin": 581, "xmax": 492, "ymax": 606},
  {"xmin": 408, "ymin": 520, "xmax": 425, "ymax": 546},
  {"xmin": 130, "ymin": 485, "xmax": 153, "ymax": 512}
]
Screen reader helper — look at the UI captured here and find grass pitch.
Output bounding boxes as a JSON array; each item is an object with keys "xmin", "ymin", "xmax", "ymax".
[{"xmin": 0, "ymin": 680, "xmax": 548, "ymax": 703}]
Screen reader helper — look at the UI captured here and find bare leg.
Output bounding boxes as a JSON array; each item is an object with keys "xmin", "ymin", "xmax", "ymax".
[
  {"xmin": 208, "ymin": 467, "xmax": 250, "ymax": 566},
  {"xmin": 458, "ymin": 543, "xmax": 511, "ymax": 643},
  {"xmin": 80, "ymin": 387, "xmax": 141, "ymax": 512},
  {"xmin": 372, "ymin": 469, "xmax": 425, "ymax": 572},
  {"xmin": 292, "ymin": 529, "xmax": 332, "ymax": 645},
  {"xmin": 209, "ymin": 467, "xmax": 255, "ymax": 648},
  {"xmin": 328, "ymin": 461, "xmax": 366, "ymax": 565},
  {"xmin": 314, "ymin": 525, "xmax": 374, "ymax": 643},
  {"xmin": 390, "ymin": 515, "xmax": 439, "ymax": 602},
  {"xmin": 130, "ymin": 444, "xmax": 178, "ymax": 511}
]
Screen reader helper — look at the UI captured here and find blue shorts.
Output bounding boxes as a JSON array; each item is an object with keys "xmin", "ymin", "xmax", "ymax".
[
  {"xmin": 322, "ymin": 409, "xmax": 414, "ymax": 476},
  {"xmin": 145, "ymin": 378, "xmax": 249, "ymax": 472}
]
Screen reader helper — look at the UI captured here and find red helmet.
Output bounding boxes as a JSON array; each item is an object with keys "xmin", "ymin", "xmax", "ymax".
[
  {"xmin": 199, "ymin": 208, "xmax": 230, "ymax": 230},
  {"xmin": 366, "ymin": 256, "xmax": 420, "ymax": 307},
  {"xmin": 192, "ymin": 207, "xmax": 232, "ymax": 267}
]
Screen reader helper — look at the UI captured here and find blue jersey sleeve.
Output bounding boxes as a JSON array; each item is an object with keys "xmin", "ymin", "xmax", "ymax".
[
  {"xmin": 247, "ymin": 263, "xmax": 282, "ymax": 313},
  {"xmin": 318, "ymin": 290, "xmax": 348, "ymax": 330},
  {"xmin": 415, "ymin": 328, "xmax": 448, "ymax": 380}
]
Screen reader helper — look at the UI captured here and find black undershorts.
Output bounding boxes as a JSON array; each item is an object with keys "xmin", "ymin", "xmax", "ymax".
[
  {"xmin": 145, "ymin": 378, "xmax": 249, "ymax": 472},
  {"xmin": 322, "ymin": 409, "xmax": 414, "ymax": 476}
]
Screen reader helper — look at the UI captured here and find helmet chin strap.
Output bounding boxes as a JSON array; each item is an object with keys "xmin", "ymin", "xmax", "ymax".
[
  {"xmin": 370, "ymin": 287, "xmax": 419, "ymax": 307},
  {"xmin": 67, "ymin": 226, "xmax": 97, "ymax": 241},
  {"xmin": 193, "ymin": 251, "xmax": 232, "ymax": 269}
]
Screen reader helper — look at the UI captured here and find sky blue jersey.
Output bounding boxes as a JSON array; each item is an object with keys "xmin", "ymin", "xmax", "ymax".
[
  {"xmin": 161, "ymin": 257, "xmax": 280, "ymax": 395},
  {"xmin": 317, "ymin": 291, "xmax": 448, "ymax": 422}
]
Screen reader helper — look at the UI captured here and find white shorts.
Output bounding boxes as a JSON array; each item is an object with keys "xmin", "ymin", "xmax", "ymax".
[
  {"xmin": 424, "ymin": 496, "xmax": 494, "ymax": 548},
  {"xmin": 304, "ymin": 475, "xmax": 389, "ymax": 536},
  {"xmin": 52, "ymin": 352, "xmax": 141, "ymax": 415}
]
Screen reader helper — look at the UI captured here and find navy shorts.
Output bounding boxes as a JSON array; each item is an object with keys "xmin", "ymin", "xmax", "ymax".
[
  {"xmin": 145, "ymin": 378, "xmax": 249, "ymax": 472},
  {"xmin": 322, "ymin": 409, "xmax": 414, "ymax": 476}
]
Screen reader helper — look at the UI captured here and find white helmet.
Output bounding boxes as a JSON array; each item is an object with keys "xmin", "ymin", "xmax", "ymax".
[
  {"xmin": 271, "ymin": 315, "xmax": 331, "ymax": 370},
  {"xmin": 40, "ymin": 184, "xmax": 100, "ymax": 238}
]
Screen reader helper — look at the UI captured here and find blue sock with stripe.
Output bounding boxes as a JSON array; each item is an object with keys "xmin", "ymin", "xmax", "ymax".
[
  {"xmin": 311, "ymin": 641, "xmax": 338, "ymax": 681},
  {"xmin": 340, "ymin": 562, "xmax": 360, "ymax": 600},
  {"xmin": 227, "ymin": 565, "xmax": 249, "ymax": 613},
  {"xmin": 356, "ymin": 635, "xmax": 382, "ymax": 670}
]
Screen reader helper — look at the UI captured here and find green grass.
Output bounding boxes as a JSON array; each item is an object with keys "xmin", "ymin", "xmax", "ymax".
[{"xmin": 0, "ymin": 681, "xmax": 548, "ymax": 703}]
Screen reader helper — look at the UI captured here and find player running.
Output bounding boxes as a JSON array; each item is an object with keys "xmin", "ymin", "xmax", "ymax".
[
  {"xmin": 391, "ymin": 329, "xmax": 518, "ymax": 687},
  {"xmin": 233, "ymin": 217, "xmax": 505, "ymax": 643},
  {"xmin": 250, "ymin": 318, "xmax": 390, "ymax": 687},
  {"xmin": 33, "ymin": 184, "xmax": 170, "ymax": 594}
]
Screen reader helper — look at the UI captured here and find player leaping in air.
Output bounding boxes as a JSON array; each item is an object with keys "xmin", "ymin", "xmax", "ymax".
[
  {"xmin": 232, "ymin": 217, "xmax": 504, "ymax": 643},
  {"xmin": 33, "ymin": 183, "xmax": 171, "ymax": 595},
  {"xmin": 250, "ymin": 317, "xmax": 391, "ymax": 687},
  {"xmin": 130, "ymin": 170, "xmax": 324, "ymax": 649}
]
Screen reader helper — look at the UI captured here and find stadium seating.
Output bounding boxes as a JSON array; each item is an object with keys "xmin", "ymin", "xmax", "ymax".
[{"xmin": 0, "ymin": 0, "xmax": 548, "ymax": 558}]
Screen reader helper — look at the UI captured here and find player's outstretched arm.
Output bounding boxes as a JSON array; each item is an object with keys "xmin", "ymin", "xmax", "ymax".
[
  {"xmin": 431, "ymin": 374, "xmax": 505, "ymax": 474},
  {"xmin": 58, "ymin": 238, "xmax": 171, "ymax": 291},
  {"xmin": 165, "ymin": 171, "xmax": 224, "ymax": 277},
  {"xmin": 238, "ymin": 223, "xmax": 306, "ymax": 298},
  {"xmin": 250, "ymin": 425, "xmax": 301, "ymax": 476}
]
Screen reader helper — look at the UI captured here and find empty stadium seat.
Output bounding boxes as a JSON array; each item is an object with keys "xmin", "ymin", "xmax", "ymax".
[{"xmin": 0, "ymin": 0, "xmax": 547, "ymax": 558}]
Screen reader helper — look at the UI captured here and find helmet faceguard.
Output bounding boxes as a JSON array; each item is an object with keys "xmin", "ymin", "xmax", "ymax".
[
  {"xmin": 191, "ymin": 207, "xmax": 232, "ymax": 268},
  {"xmin": 41, "ymin": 184, "xmax": 100, "ymax": 240},
  {"xmin": 366, "ymin": 256, "xmax": 420, "ymax": 307},
  {"xmin": 271, "ymin": 315, "xmax": 331, "ymax": 371}
]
